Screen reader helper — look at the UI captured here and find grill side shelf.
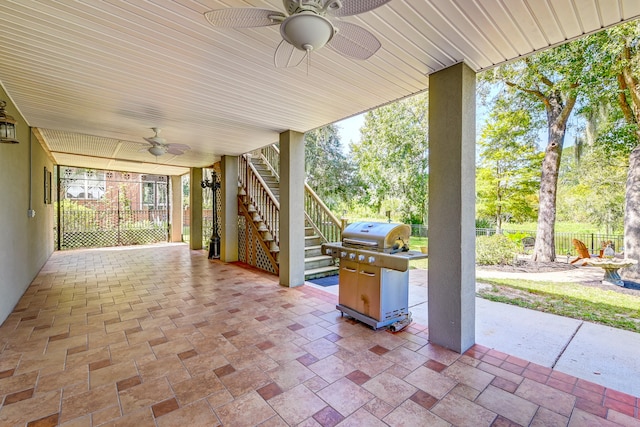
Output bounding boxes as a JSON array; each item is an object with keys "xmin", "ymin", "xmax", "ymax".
[{"xmin": 321, "ymin": 243, "xmax": 427, "ymax": 272}]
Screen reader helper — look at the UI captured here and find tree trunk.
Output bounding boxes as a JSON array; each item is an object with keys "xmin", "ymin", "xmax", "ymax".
[
  {"xmin": 616, "ymin": 55, "xmax": 640, "ymax": 279},
  {"xmin": 532, "ymin": 95, "xmax": 569, "ymax": 262},
  {"xmin": 622, "ymin": 145, "xmax": 640, "ymax": 279}
]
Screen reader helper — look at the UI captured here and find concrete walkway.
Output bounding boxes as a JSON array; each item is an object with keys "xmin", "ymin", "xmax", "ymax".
[{"xmin": 307, "ymin": 266, "xmax": 640, "ymax": 397}]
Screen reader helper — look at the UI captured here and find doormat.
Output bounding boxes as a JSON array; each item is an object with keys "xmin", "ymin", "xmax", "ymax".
[{"xmin": 307, "ymin": 275, "xmax": 339, "ymax": 287}]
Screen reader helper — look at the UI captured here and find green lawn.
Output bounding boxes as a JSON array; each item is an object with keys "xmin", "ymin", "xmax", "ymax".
[
  {"xmin": 409, "ymin": 236, "xmax": 428, "ymax": 269},
  {"xmin": 476, "ymin": 278, "xmax": 640, "ymax": 333}
]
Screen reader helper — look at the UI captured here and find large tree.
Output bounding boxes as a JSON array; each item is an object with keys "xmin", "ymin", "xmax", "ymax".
[
  {"xmin": 594, "ymin": 22, "xmax": 640, "ymax": 278},
  {"xmin": 477, "ymin": 98, "xmax": 542, "ymax": 231},
  {"xmin": 304, "ymin": 124, "xmax": 356, "ymax": 209},
  {"xmin": 484, "ymin": 36, "xmax": 600, "ymax": 261},
  {"xmin": 351, "ymin": 93, "xmax": 429, "ymax": 223}
]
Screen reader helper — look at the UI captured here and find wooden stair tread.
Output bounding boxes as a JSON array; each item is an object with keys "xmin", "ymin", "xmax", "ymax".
[
  {"xmin": 304, "ymin": 265, "xmax": 339, "ymax": 276},
  {"xmin": 304, "ymin": 255, "xmax": 334, "ymax": 263}
]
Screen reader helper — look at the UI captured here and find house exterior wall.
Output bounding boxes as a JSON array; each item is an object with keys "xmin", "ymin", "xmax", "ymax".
[
  {"xmin": 0, "ymin": 85, "xmax": 55, "ymax": 323},
  {"xmin": 60, "ymin": 168, "xmax": 167, "ymax": 211}
]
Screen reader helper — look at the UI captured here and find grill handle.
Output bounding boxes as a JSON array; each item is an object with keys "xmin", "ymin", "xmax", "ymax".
[{"xmin": 342, "ymin": 238, "xmax": 378, "ymax": 248}]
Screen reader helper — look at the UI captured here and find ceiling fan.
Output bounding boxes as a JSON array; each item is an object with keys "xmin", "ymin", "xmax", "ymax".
[
  {"xmin": 204, "ymin": 0, "xmax": 390, "ymax": 68},
  {"xmin": 141, "ymin": 128, "xmax": 190, "ymax": 157}
]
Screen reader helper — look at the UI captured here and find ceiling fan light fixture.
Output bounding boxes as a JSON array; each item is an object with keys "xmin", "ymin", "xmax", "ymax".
[
  {"xmin": 148, "ymin": 145, "xmax": 167, "ymax": 157},
  {"xmin": 280, "ymin": 13, "xmax": 334, "ymax": 51}
]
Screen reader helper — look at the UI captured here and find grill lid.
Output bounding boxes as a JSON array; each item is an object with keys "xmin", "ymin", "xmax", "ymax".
[{"xmin": 342, "ymin": 222, "xmax": 411, "ymax": 253}]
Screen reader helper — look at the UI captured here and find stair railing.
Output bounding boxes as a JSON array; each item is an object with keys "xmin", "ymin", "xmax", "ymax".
[
  {"xmin": 239, "ymin": 155, "xmax": 280, "ymax": 250},
  {"xmin": 304, "ymin": 189, "xmax": 342, "ymax": 243},
  {"xmin": 259, "ymin": 144, "xmax": 280, "ymax": 179},
  {"xmin": 255, "ymin": 144, "xmax": 343, "ymax": 243}
]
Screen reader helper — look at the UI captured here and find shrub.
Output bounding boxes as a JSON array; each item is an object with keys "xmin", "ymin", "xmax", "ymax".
[
  {"xmin": 475, "ymin": 218, "xmax": 494, "ymax": 229},
  {"xmin": 504, "ymin": 231, "xmax": 529, "ymax": 244},
  {"xmin": 476, "ymin": 234, "xmax": 519, "ymax": 265}
]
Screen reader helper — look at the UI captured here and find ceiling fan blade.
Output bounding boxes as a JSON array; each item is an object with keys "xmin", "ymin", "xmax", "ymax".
[
  {"xmin": 328, "ymin": 21, "xmax": 381, "ymax": 60},
  {"xmin": 326, "ymin": 0, "xmax": 390, "ymax": 17},
  {"xmin": 204, "ymin": 9, "xmax": 286, "ymax": 28},
  {"xmin": 167, "ymin": 143, "xmax": 191, "ymax": 151},
  {"xmin": 274, "ymin": 40, "xmax": 307, "ymax": 68},
  {"xmin": 166, "ymin": 147, "xmax": 186, "ymax": 155}
]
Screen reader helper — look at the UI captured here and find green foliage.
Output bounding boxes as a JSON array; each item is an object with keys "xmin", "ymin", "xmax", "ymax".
[
  {"xmin": 119, "ymin": 183, "xmax": 132, "ymax": 210},
  {"xmin": 551, "ymin": 21, "xmax": 640, "ymax": 238},
  {"xmin": 476, "ymin": 97, "xmax": 543, "ymax": 229},
  {"xmin": 475, "ymin": 218, "xmax": 494, "ymax": 229},
  {"xmin": 56, "ymin": 199, "xmax": 103, "ymax": 231},
  {"xmin": 503, "ymin": 231, "xmax": 529, "ymax": 244},
  {"xmin": 182, "ymin": 175, "xmax": 190, "ymax": 208},
  {"xmin": 351, "ymin": 93, "xmax": 428, "ymax": 224},
  {"xmin": 314, "ymin": 21, "xmax": 640, "ymax": 242},
  {"xmin": 581, "ymin": 21, "xmax": 640, "ymax": 154},
  {"xmin": 56, "ymin": 198, "xmax": 94, "ymax": 213},
  {"xmin": 595, "ymin": 122, "xmax": 640, "ymax": 155},
  {"xmin": 556, "ymin": 145, "xmax": 627, "ymax": 233},
  {"xmin": 476, "ymin": 234, "xmax": 519, "ymax": 265},
  {"xmin": 479, "ymin": 30, "xmax": 616, "ymax": 260},
  {"xmin": 305, "ymin": 125, "xmax": 357, "ymax": 209},
  {"xmin": 483, "ymin": 31, "xmax": 604, "ymax": 106}
]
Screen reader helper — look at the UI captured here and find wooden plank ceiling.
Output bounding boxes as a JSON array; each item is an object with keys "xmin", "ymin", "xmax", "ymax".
[{"xmin": 0, "ymin": 0, "xmax": 639, "ymax": 174}]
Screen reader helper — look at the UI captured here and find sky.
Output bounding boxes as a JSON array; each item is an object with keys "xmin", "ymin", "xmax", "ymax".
[
  {"xmin": 332, "ymin": 102, "xmax": 581, "ymax": 154},
  {"xmin": 334, "ymin": 114, "xmax": 365, "ymax": 151}
]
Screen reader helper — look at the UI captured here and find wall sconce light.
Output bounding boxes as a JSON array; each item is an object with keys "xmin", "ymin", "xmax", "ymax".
[{"xmin": 0, "ymin": 100, "xmax": 18, "ymax": 144}]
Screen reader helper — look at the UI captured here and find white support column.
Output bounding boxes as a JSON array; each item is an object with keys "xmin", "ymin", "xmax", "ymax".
[
  {"xmin": 428, "ymin": 62, "xmax": 476, "ymax": 353},
  {"xmin": 220, "ymin": 156, "xmax": 239, "ymax": 262},
  {"xmin": 279, "ymin": 130, "xmax": 306, "ymax": 287},
  {"xmin": 189, "ymin": 168, "xmax": 203, "ymax": 250},
  {"xmin": 170, "ymin": 175, "xmax": 183, "ymax": 242}
]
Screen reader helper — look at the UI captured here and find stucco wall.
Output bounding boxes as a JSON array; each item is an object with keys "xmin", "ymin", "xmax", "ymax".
[{"xmin": 0, "ymin": 85, "xmax": 54, "ymax": 324}]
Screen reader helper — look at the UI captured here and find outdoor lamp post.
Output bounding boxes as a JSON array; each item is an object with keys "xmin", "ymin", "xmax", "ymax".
[{"xmin": 201, "ymin": 171, "xmax": 220, "ymax": 259}]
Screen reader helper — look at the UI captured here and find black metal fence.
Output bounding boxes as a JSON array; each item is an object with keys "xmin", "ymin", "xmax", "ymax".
[
  {"xmin": 410, "ymin": 224, "xmax": 428, "ymax": 237},
  {"xmin": 477, "ymin": 228, "xmax": 623, "ymax": 255},
  {"xmin": 56, "ymin": 167, "xmax": 171, "ymax": 250},
  {"xmin": 410, "ymin": 224, "xmax": 623, "ymax": 255}
]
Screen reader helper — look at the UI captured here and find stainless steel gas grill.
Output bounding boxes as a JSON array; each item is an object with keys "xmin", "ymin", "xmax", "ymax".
[{"xmin": 321, "ymin": 222, "xmax": 427, "ymax": 329}]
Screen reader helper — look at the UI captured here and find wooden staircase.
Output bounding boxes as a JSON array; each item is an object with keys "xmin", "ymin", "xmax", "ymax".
[
  {"xmin": 247, "ymin": 154, "xmax": 338, "ymax": 280},
  {"xmin": 304, "ymin": 226, "xmax": 340, "ymax": 280}
]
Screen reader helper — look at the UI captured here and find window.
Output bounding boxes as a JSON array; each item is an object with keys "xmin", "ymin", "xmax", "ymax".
[
  {"xmin": 142, "ymin": 182, "xmax": 156, "ymax": 208},
  {"xmin": 157, "ymin": 183, "xmax": 167, "ymax": 207},
  {"xmin": 140, "ymin": 175, "xmax": 168, "ymax": 209},
  {"xmin": 62, "ymin": 168, "xmax": 106, "ymax": 200}
]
